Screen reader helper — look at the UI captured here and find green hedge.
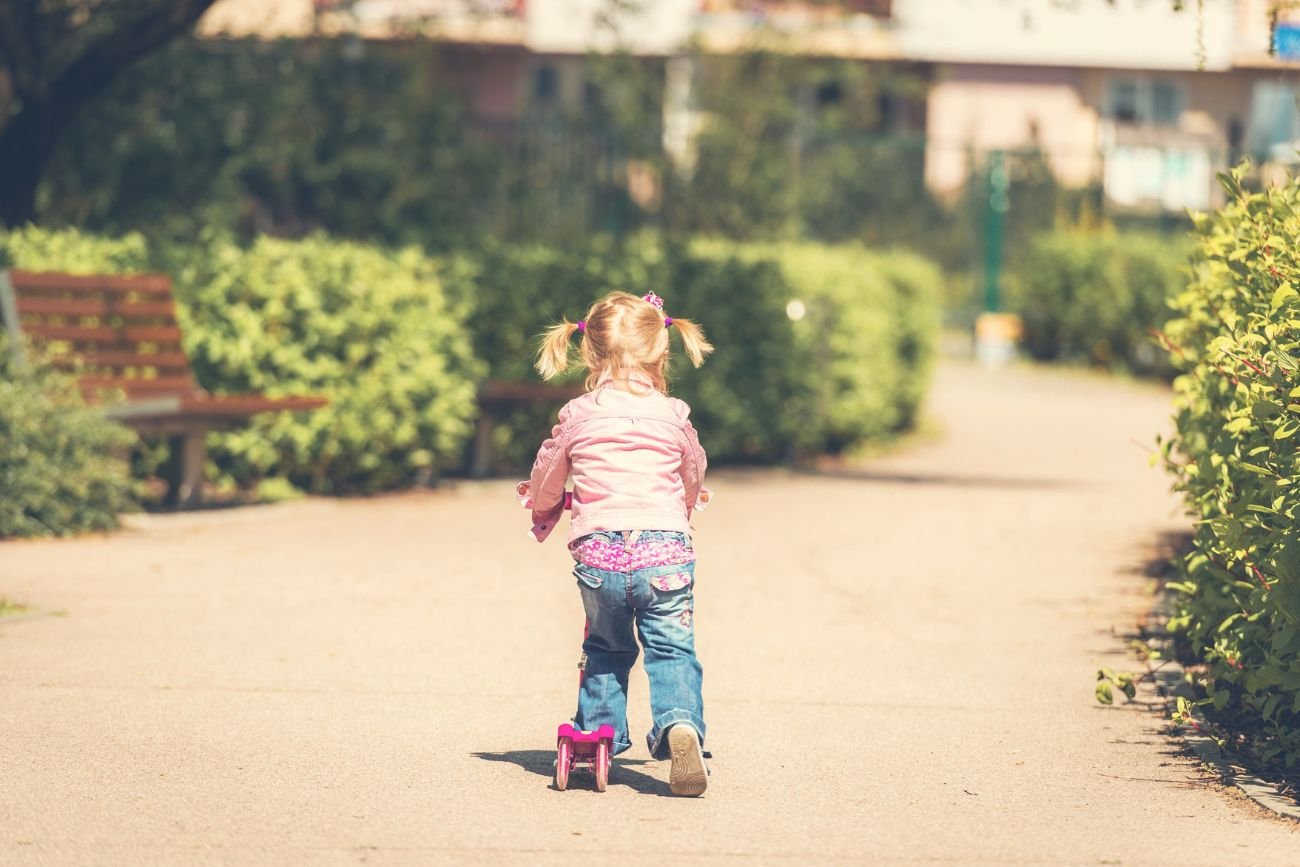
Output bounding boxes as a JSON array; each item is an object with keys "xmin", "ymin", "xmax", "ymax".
[
  {"xmin": 1011, "ymin": 230, "xmax": 1191, "ymax": 376},
  {"xmin": 167, "ymin": 235, "xmax": 483, "ymax": 493},
  {"xmin": 741, "ymin": 242, "xmax": 941, "ymax": 452},
  {"xmin": 665, "ymin": 248, "xmax": 809, "ymax": 461},
  {"xmin": 453, "ymin": 238, "xmax": 940, "ymax": 467},
  {"xmin": 0, "ymin": 224, "xmax": 151, "ymax": 273},
  {"xmin": 446, "ymin": 238, "xmax": 806, "ymax": 467},
  {"xmin": 0, "ymin": 335, "xmax": 136, "ymax": 538},
  {"xmin": 1161, "ymin": 167, "xmax": 1300, "ymax": 767}
]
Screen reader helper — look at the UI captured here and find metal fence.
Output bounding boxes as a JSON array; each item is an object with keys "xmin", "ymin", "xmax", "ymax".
[{"xmin": 457, "ymin": 119, "xmax": 1210, "ymax": 322}]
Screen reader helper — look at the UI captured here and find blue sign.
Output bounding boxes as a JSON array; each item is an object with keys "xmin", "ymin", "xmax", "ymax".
[{"xmin": 1276, "ymin": 23, "xmax": 1300, "ymax": 60}]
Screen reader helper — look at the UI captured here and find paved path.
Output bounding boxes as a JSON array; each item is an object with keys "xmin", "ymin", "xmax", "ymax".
[{"xmin": 2, "ymin": 363, "xmax": 1297, "ymax": 866}]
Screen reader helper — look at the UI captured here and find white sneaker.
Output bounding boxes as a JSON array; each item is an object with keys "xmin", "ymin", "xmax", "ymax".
[{"xmin": 667, "ymin": 725, "xmax": 708, "ymax": 797}]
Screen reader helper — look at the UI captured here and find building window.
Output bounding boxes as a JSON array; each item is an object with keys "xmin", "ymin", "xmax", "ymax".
[
  {"xmin": 533, "ymin": 65, "xmax": 559, "ymax": 105},
  {"xmin": 1110, "ymin": 79, "xmax": 1140, "ymax": 123},
  {"xmin": 1107, "ymin": 77, "xmax": 1183, "ymax": 127},
  {"xmin": 1151, "ymin": 80, "xmax": 1181, "ymax": 125},
  {"xmin": 1247, "ymin": 81, "xmax": 1300, "ymax": 163}
]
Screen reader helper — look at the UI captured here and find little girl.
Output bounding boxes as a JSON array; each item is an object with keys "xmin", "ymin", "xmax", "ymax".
[{"xmin": 526, "ymin": 290, "xmax": 714, "ymax": 797}]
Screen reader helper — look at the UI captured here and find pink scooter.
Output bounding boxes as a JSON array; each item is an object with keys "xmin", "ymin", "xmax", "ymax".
[
  {"xmin": 516, "ymin": 481, "xmax": 615, "ymax": 791},
  {"xmin": 516, "ymin": 480, "xmax": 710, "ymax": 792}
]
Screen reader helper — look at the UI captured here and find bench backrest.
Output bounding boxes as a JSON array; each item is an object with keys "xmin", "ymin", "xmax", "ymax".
[{"xmin": 0, "ymin": 269, "xmax": 200, "ymax": 402}]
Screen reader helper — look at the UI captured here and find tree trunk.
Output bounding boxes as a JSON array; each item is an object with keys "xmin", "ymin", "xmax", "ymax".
[{"xmin": 0, "ymin": 103, "xmax": 53, "ymax": 227}]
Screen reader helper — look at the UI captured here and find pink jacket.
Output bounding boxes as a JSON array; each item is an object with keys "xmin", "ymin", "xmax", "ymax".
[{"xmin": 528, "ymin": 382, "xmax": 708, "ymax": 543}]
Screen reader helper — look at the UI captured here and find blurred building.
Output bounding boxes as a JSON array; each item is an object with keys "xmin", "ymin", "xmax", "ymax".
[
  {"xmin": 898, "ymin": 0, "xmax": 1299, "ymax": 211},
  {"xmin": 199, "ymin": 0, "xmax": 1300, "ymax": 211}
]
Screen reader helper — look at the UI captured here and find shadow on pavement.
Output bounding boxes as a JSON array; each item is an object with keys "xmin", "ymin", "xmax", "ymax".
[
  {"xmin": 792, "ymin": 467, "xmax": 1086, "ymax": 490},
  {"xmin": 472, "ymin": 750, "xmax": 670, "ymax": 796}
]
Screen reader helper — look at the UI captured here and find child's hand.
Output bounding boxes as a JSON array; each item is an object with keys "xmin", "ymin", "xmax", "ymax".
[
  {"xmin": 517, "ymin": 481, "xmax": 573, "ymax": 511},
  {"xmin": 695, "ymin": 487, "xmax": 714, "ymax": 512}
]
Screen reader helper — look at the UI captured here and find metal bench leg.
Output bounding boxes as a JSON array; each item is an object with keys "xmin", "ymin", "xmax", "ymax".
[
  {"xmin": 471, "ymin": 411, "xmax": 496, "ymax": 478},
  {"xmin": 164, "ymin": 432, "xmax": 207, "ymax": 508}
]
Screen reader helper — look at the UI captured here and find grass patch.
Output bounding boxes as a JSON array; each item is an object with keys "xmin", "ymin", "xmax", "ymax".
[{"xmin": 0, "ymin": 598, "xmax": 31, "ymax": 618}]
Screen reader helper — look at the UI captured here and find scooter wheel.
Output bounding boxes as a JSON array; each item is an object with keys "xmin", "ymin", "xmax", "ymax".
[
  {"xmin": 594, "ymin": 740, "xmax": 610, "ymax": 792},
  {"xmin": 555, "ymin": 738, "xmax": 571, "ymax": 791}
]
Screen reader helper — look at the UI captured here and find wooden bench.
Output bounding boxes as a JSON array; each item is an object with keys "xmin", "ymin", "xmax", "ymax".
[
  {"xmin": 472, "ymin": 380, "xmax": 583, "ymax": 477},
  {"xmin": 0, "ymin": 269, "xmax": 327, "ymax": 507}
]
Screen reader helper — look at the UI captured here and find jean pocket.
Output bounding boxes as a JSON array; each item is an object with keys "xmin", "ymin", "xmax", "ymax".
[
  {"xmin": 573, "ymin": 564, "xmax": 604, "ymax": 589},
  {"xmin": 649, "ymin": 572, "xmax": 693, "ymax": 592}
]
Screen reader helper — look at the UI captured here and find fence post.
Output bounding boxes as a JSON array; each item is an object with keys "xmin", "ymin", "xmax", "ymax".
[
  {"xmin": 975, "ymin": 150, "xmax": 1019, "ymax": 366},
  {"xmin": 982, "ymin": 149, "xmax": 1009, "ymax": 313}
]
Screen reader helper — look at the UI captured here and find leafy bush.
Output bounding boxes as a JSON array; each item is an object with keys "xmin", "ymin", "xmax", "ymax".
[
  {"xmin": 446, "ymin": 238, "xmax": 805, "ymax": 467},
  {"xmin": 0, "ymin": 336, "xmax": 136, "ymax": 538},
  {"xmin": 877, "ymin": 250, "xmax": 945, "ymax": 428},
  {"xmin": 1011, "ymin": 230, "xmax": 1191, "ymax": 375},
  {"xmin": 441, "ymin": 239, "xmax": 655, "ymax": 471},
  {"xmin": 167, "ymin": 235, "xmax": 484, "ymax": 493},
  {"xmin": 665, "ymin": 249, "xmax": 807, "ymax": 461},
  {"xmin": 453, "ymin": 238, "xmax": 941, "ymax": 467},
  {"xmin": 704, "ymin": 242, "xmax": 941, "ymax": 453},
  {"xmin": 1161, "ymin": 166, "xmax": 1300, "ymax": 767},
  {"xmin": 0, "ymin": 224, "xmax": 151, "ymax": 273}
]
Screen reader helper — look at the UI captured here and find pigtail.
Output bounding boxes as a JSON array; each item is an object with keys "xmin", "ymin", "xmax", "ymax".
[
  {"xmin": 668, "ymin": 317, "xmax": 714, "ymax": 368},
  {"xmin": 536, "ymin": 320, "xmax": 580, "ymax": 380}
]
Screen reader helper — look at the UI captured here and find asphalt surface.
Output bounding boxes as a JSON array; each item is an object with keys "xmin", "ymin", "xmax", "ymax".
[{"xmin": 2, "ymin": 362, "xmax": 1297, "ymax": 866}]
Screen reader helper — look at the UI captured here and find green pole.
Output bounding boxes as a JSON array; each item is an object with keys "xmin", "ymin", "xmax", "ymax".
[{"xmin": 983, "ymin": 150, "xmax": 1009, "ymax": 313}]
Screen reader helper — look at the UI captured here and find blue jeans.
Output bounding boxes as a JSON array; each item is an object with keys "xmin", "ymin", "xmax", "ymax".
[{"xmin": 571, "ymin": 536, "xmax": 705, "ymax": 759}]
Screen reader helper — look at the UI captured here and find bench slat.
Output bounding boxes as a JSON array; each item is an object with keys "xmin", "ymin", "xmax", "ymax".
[
  {"xmin": 16, "ymin": 297, "xmax": 177, "ymax": 318},
  {"xmin": 79, "ymin": 388, "xmax": 326, "ymax": 414},
  {"xmin": 23, "ymin": 323, "xmax": 185, "ymax": 343},
  {"xmin": 176, "ymin": 395, "xmax": 330, "ymax": 416},
  {"xmin": 4, "ymin": 268, "xmax": 330, "ymax": 508},
  {"xmin": 48, "ymin": 350, "xmax": 192, "ymax": 370},
  {"xmin": 80, "ymin": 376, "xmax": 200, "ymax": 395},
  {"xmin": 9, "ymin": 270, "xmax": 173, "ymax": 295}
]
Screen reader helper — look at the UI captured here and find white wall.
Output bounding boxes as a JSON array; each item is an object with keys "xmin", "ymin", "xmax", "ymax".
[
  {"xmin": 526, "ymin": 0, "xmax": 699, "ymax": 55},
  {"xmin": 895, "ymin": 0, "xmax": 1237, "ymax": 71}
]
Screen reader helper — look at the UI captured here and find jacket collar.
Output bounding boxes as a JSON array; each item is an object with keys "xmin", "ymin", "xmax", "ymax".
[{"xmin": 596, "ymin": 371, "xmax": 657, "ymax": 391}]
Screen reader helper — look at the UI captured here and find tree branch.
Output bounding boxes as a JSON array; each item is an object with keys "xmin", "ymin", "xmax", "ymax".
[
  {"xmin": 0, "ymin": 0, "xmax": 42, "ymax": 100},
  {"xmin": 44, "ymin": 0, "xmax": 219, "ymax": 137}
]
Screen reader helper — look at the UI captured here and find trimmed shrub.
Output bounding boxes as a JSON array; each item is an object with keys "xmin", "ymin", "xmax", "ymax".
[
  {"xmin": 877, "ymin": 250, "xmax": 945, "ymax": 429},
  {"xmin": 778, "ymin": 243, "xmax": 939, "ymax": 449},
  {"xmin": 1011, "ymin": 230, "xmax": 1191, "ymax": 376},
  {"xmin": 0, "ymin": 335, "xmax": 136, "ymax": 538},
  {"xmin": 0, "ymin": 224, "xmax": 151, "ymax": 273},
  {"xmin": 167, "ymin": 235, "xmax": 484, "ymax": 493},
  {"xmin": 665, "ymin": 249, "xmax": 807, "ymax": 461},
  {"xmin": 446, "ymin": 238, "xmax": 805, "ymax": 467},
  {"xmin": 454, "ymin": 238, "xmax": 941, "ymax": 467},
  {"xmin": 705, "ymin": 241, "xmax": 942, "ymax": 453},
  {"xmin": 1161, "ymin": 166, "xmax": 1300, "ymax": 767}
]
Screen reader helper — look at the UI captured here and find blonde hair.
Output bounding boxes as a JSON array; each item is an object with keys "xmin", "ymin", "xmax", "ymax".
[{"xmin": 536, "ymin": 291, "xmax": 713, "ymax": 393}]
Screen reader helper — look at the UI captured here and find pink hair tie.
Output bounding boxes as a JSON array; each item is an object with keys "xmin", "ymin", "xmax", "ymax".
[
  {"xmin": 664, "ymin": 317, "xmax": 673, "ymax": 328},
  {"xmin": 576, "ymin": 320, "xmax": 586, "ymax": 334}
]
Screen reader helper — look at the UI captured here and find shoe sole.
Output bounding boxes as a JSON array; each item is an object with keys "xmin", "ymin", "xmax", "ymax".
[{"xmin": 668, "ymin": 726, "xmax": 708, "ymax": 797}]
